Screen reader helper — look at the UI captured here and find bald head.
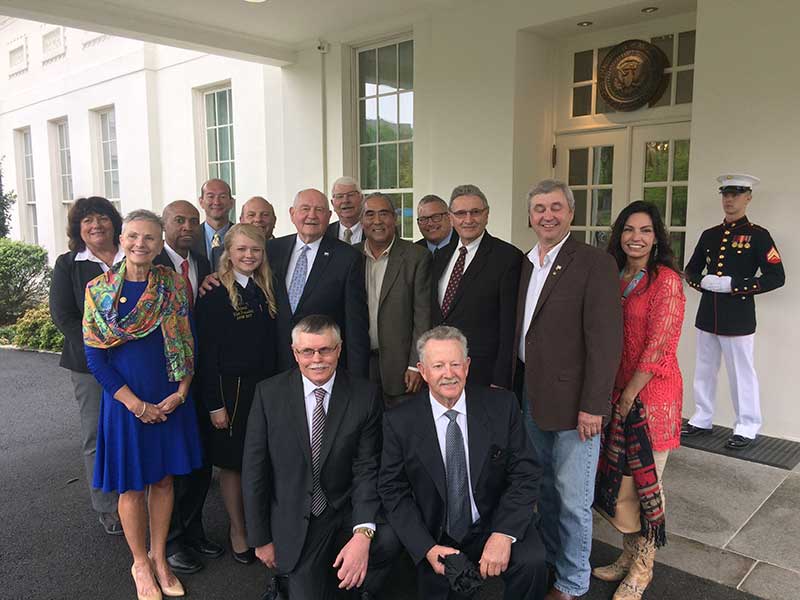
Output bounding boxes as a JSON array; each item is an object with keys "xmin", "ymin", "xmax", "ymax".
[
  {"xmin": 162, "ymin": 200, "xmax": 201, "ymax": 256},
  {"xmin": 290, "ymin": 188, "xmax": 331, "ymax": 243},
  {"xmin": 240, "ymin": 196, "xmax": 277, "ymax": 239}
]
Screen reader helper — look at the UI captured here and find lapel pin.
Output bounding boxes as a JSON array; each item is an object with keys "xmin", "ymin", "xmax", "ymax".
[{"xmin": 323, "ymin": 251, "xmax": 330, "ymax": 257}]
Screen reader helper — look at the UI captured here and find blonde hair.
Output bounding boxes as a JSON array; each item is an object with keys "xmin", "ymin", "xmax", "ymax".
[{"xmin": 217, "ymin": 223, "xmax": 277, "ymax": 317}]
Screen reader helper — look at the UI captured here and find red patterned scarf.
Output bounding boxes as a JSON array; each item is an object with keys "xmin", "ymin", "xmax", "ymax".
[{"xmin": 595, "ymin": 397, "xmax": 667, "ymax": 547}]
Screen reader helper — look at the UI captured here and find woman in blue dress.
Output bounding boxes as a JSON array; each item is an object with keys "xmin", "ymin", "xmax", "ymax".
[{"xmin": 84, "ymin": 209, "xmax": 203, "ymax": 600}]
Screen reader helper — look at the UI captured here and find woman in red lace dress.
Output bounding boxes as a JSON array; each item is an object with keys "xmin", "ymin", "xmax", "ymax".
[{"xmin": 593, "ymin": 200, "xmax": 686, "ymax": 600}]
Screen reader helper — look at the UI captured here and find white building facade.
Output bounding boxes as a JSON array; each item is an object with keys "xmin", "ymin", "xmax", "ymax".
[{"xmin": 0, "ymin": 0, "xmax": 798, "ymax": 440}]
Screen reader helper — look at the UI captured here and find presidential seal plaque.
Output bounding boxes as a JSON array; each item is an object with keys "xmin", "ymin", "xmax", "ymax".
[{"xmin": 598, "ymin": 39, "xmax": 669, "ymax": 111}]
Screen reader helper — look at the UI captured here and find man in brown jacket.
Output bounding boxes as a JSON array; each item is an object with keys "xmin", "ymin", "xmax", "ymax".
[{"xmin": 512, "ymin": 179, "xmax": 622, "ymax": 600}]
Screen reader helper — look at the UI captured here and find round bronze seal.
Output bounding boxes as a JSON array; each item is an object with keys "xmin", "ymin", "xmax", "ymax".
[{"xmin": 598, "ymin": 39, "xmax": 669, "ymax": 112}]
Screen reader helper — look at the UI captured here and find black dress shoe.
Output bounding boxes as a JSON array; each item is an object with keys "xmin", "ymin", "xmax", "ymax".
[
  {"xmin": 260, "ymin": 576, "xmax": 288, "ymax": 600},
  {"xmin": 681, "ymin": 423, "xmax": 712, "ymax": 437},
  {"xmin": 726, "ymin": 434, "xmax": 754, "ymax": 449},
  {"xmin": 167, "ymin": 550, "xmax": 204, "ymax": 574},
  {"xmin": 186, "ymin": 537, "xmax": 225, "ymax": 558},
  {"xmin": 233, "ymin": 547, "xmax": 256, "ymax": 565}
]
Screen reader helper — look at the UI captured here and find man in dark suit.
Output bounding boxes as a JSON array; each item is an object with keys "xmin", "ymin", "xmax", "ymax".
[
  {"xmin": 431, "ymin": 184, "xmax": 522, "ymax": 388},
  {"xmin": 269, "ymin": 188, "xmax": 370, "ymax": 377},
  {"xmin": 415, "ymin": 194, "xmax": 454, "ymax": 254},
  {"xmin": 240, "ymin": 195, "xmax": 277, "ymax": 240},
  {"xmin": 242, "ymin": 315, "xmax": 399, "ymax": 600},
  {"xmin": 191, "ymin": 178, "xmax": 234, "ymax": 270},
  {"xmin": 153, "ymin": 200, "xmax": 223, "ymax": 574},
  {"xmin": 512, "ymin": 179, "xmax": 622, "ymax": 600},
  {"xmin": 326, "ymin": 176, "xmax": 364, "ymax": 245},
  {"xmin": 358, "ymin": 192, "xmax": 431, "ymax": 406},
  {"xmin": 379, "ymin": 325, "xmax": 547, "ymax": 600}
]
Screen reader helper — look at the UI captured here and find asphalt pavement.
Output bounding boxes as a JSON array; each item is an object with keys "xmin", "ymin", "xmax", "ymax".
[{"xmin": 0, "ymin": 348, "xmax": 762, "ymax": 599}]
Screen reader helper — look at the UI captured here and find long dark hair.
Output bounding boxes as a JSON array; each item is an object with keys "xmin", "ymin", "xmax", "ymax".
[
  {"xmin": 607, "ymin": 200, "xmax": 679, "ymax": 281},
  {"xmin": 66, "ymin": 197, "xmax": 123, "ymax": 252}
]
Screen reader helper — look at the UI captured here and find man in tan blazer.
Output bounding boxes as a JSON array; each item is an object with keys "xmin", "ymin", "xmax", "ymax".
[
  {"xmin": 359, "ymin": 192, "xmax": 432, "ymax": 406},
  {"xmin": 512, "ymin": 179, "xmax": 622, "ymax": 600}
]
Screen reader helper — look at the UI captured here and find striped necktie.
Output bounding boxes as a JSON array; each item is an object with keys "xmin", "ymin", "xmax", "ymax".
[{"xmin": 310, "ymin": 387, "xmax": 328, "ymax": 516}]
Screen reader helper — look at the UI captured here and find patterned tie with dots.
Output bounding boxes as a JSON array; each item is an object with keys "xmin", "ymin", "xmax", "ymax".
[
  {"xmin": 288, "ymin": 245, "xmax": 309, "ymax": 313},
  {"xmin": 444, "ymin": 409, "xmax": 471, "ymax": 542},
  {"xmin": 441, "ymin": 246, "xmax": 468, "ymax": 315}
]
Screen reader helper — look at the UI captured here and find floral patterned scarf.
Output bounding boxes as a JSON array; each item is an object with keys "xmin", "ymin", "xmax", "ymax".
[{"xmin": 83, "ymin": 260, "xmax": 194, "ymax": 382}]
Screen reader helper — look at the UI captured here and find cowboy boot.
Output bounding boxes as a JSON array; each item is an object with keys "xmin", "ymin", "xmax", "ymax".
[
  {"xmin": 592, "ymin": 533, "xmax": 637, "ymax": 582},
  {"xmin": 612, "ymin": 536, "xmax": 655, "ymax": 600}
]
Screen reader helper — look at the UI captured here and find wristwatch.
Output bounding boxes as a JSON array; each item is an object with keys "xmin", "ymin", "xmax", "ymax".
[{"xmin": 354, "ymin": 527, "xmax": 375, "ymax": 540}]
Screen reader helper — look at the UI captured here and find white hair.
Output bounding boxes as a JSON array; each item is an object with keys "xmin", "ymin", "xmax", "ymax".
[{"xmin": 330, "ymin": 176, "xmax": 362, "ymax": 195}]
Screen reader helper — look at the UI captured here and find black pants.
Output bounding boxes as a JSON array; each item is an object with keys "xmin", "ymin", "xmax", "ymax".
[
  {"xmin": 167, "ymin": 398, "xmax": 212, "ymax": 555},
  {"xmin": 281, "ymin": 507, "xmax": 401, "ymax": 600},
  {"xmin": 416, "ymin": 520, "xmax": 547, "ymax": 600}
]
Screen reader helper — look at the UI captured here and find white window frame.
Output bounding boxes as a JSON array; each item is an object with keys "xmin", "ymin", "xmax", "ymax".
[
  {"xmin": 8, "ymin": 35, "xmax": 28, "ymax": 77},
  {"xmin": 201, "ymin": 85, "xmax": 236, "ymax": 195},
  {"xmin": 53, "ymin": 119, "xmax": 74, "ymax": 204},
  {"xmin": 41, "ymin": 25, "xmax": 66, "ymax": 65},
  {"xmin": 17, "ymin": 128, "xmax": 38, "ymax": 244},
  {"xmin": 97, "ymin": 107, "xmax": 120, "ymax": 208},
  {"xmin": 354, "ymin": 34, "xmax": 414, "ymax": 239}
]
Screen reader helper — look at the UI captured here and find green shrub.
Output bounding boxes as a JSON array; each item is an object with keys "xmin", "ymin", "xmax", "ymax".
[
  {"xmin": 0, "ymin": 324, "xmax": 16, "ymax": 344},
  {"xmin": 0, "ymin": 238, "xmax": 49, "ymax": 324},
  {"xmin": 13, "ymin": 304, "xmax": 64, "ymax": 352}
]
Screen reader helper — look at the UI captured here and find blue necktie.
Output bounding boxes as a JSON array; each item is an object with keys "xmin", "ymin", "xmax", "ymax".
[
  {"xmin": 445, "ymin": 410, "xmax": 471, "ymax": 542},
  {"xmin": 288, "ymin": 245, "xmax": 309, "ymax": 313}
]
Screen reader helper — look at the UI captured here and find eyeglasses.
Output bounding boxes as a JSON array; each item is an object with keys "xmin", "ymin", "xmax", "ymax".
[
  {"xmin": 332, "ymin": 191, "xmax": 361, "ymax": 201},
  {"xmin": 450, "ymin": 208, "xmax": 488, "ymax": 219},
  {"xmin": 294, "ymin": 345, "xmax": 339, "ymax": 358},
  {"xmin": 417, "ymin": 212, "xmax": 448, "ymax": 225}
]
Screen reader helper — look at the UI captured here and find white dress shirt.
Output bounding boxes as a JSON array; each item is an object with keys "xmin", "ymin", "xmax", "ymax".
[
  {"xmin": 437, "ymin": 232, "xmax": 485, "ymax": 306},
  {"xmin": 518, "ymin": 233, "xmax": 570, "ymax": 362},
  {"xmin": 74, "ymin": 246, "xmax": 125, "ymax": 273},
  {"xmin": 233, "ymin": 270, "xmax": 252, "ymax": 288},
  {"xmin": 364, "ymin": 237, "xmax": 395, "ymax": 351},
  {"xmin": 285, "ymin": 235, "xmax": 324, "ymax": 291},
  {"xmin": 337, "ymin": 221, "xmax": 363, "ymax": 244},
  {"xmin": 300, "ymin": 372, "xmax": 375, "ymax": 533},
  {"xmin": 163, "ymin": 243, "xmax": 198, "ymax": 302}
]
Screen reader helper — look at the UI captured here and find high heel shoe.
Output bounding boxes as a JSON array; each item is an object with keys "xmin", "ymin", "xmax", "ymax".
[
  {"xmin": 147, "ymin": 554, "xmax": 185, "ymax": 598},
  {"xmin": 131, "ymin": 565, "xmax": 163, "ymax": 600}
]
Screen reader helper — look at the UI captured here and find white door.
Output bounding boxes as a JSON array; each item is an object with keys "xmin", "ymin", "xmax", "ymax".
[
  {"xmin": 555, "ymin": 129, "xmax": 628, "ymax": 248},
  {"xmin": 629, "ymin": 122, "xmax": 692, "ymax": 264}
]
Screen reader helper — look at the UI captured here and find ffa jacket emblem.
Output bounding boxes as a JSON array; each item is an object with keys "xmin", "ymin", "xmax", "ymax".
[{"xmin": 767, "ymin": 246, "xmax": 782, "ymax": 264}]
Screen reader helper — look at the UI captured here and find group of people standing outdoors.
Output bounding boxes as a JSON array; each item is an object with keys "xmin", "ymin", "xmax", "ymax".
[{"xmin": 48, "ymin": 171, "xmax": 783, "ymax": 600}]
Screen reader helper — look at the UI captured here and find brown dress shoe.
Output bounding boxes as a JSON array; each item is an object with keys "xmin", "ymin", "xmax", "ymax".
[{"xmin": 544, "ymin": 588, "xmax": 579, "ymax": 600}]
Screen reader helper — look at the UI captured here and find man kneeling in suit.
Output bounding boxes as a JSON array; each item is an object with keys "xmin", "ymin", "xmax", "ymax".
[
  {"xmin": 242, "ymin": 314, "xmax": 400, "ymax": 600},
  {"xmin": 379, "ymin": 325, "xmax": 547, "ymax": 599}
]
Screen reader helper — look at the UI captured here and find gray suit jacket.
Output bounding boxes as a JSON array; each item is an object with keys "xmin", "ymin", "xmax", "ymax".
[{"xmin": 358, "ymin": 238, "xmax": 432, "ymax": 396}]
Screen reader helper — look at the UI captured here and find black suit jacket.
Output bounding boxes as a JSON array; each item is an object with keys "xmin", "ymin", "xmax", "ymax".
[
  {"xmin": 153, "ymin": 248, "xmax": 212, "ymax": 303},
  {"xmin": 242, "ymin": 369, "xmax": 383, "ymax": 572},
  {"xmin": 49, "ymin": 251, "xmax": 111, "ymax": 372},
  {"xmin": 378, "ymin": 386, "xmax": 541, "ymax": 564},
  {"xmin": 431, "ymin": 232, "xmax": 522, "ymax": 388},
  {"xmin": 268, "ymin": 234, "xmax": 370, "ymax": 376},
  {"xmin": 190, "ymin": 222, "xmax": 231, "ymax": 271}
]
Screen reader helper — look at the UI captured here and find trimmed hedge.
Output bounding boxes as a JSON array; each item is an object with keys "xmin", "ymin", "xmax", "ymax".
[
  {"xmin": 0, "ymin": 238, "xmax": 50, "ymax": 324},
  {"xmin": 14, "ymin": 304, "xmax": 64, "ymax": 352}
]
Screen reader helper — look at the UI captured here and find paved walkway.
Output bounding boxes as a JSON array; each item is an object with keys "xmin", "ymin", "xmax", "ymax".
[{"xmin": 2, "ymin": 347, "xmax": 789, "ymax": 599}]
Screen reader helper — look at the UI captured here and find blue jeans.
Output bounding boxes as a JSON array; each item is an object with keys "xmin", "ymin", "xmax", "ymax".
[{"xmin": 521, "ymin": 392, "xmax": 600, "ymax": 597}]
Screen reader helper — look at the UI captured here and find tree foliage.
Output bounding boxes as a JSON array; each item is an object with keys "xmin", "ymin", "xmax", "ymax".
[
  {"xmin": 13, "ymin": 304, "xmax": 64, "ymax": 352},
  {"xmin": 0, "ymin": 161, "xmax": 16, "ymax": 238},
  {"xmin": 0, "ymin": 238, "xmax": 50, "ymax": 324}
]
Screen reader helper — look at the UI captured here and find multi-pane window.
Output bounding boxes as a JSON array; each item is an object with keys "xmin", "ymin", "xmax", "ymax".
[
  {"xmin": 568, "ymin": 145, "xmax": 615, "ymax": 247},
  {"xmin": 56, "ymin": 121, "xmax": 74, "ymax": 203},
  {"xmin": 21, "ymin": 130, "xmax": 38, "ymax": 244},
  {"xmin": 640, "ymin": 139, "xmax": 691, "ymax": 263},
  {"xmin": 572, "ymin": 30, "xmax": 696, "ymax": 117},
  {"xmin": 204, "ymin": 88, "xmax": 236, "ymax": 194},
  {"xmin": 357, "ymin": 40, "xmax": 414, "ymax": 238},
  {"xmin": 99, "ymin": 109, "xmax": 120, "ymax": 205}
]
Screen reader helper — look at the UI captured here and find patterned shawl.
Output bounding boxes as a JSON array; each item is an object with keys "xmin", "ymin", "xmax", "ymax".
[
  {"xmin": 595, "ymin": 397, "xmax": 667, "ymax": 547},
  {"xmin": 83, "ymin": 260, "xmax": 194, "ymax": 382}
]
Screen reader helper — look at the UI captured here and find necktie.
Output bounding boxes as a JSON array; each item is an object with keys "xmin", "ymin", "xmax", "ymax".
[
  {"xmin": 180, "ymin": 259, "xmax": 194, "ymax": 311},
  {"xmin": 444, "ymin": 410, "xmax": 471, "ymax": 542},
  {"xmin": 211, "ymin": 231, "xmax": 222, "ymax": 270},
  {"xmin": 343, "ymin": 227, "xmax": 353, "ymax": 244},
  {"xmin": 310, "ymin": 387, "xmax": 328, "ymax": 517},
  {"xmin": 288, "ymin": 245, "xmax": 309, "ymax": 313},
  {"xmin": 441, "ymin": 246, "xmax": 468, "ymax": 315}
]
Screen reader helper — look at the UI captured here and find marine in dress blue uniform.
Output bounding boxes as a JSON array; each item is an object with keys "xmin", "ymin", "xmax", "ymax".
[{"xmin": 682, "ymin": 174, "xmax": 785, "ymax": 448}]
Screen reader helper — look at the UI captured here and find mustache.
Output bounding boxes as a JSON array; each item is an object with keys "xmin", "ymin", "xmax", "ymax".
[{"xmin": 439, "ymin": 376, "xmax": 461, "ymax": 385}]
